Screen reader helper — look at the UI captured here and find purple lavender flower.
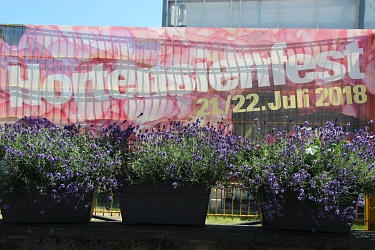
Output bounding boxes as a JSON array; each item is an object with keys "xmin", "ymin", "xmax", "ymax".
[
  {"xmin": 126, "ymin": 119, "xmax": 249, "ymax": 189},
  {"xmin": 236, "ymin": 119, "xmax": 375, "ymax": 222},
  {"xmin": 0, "ymin": 116, "xmax": 124, "ymax": 211}
]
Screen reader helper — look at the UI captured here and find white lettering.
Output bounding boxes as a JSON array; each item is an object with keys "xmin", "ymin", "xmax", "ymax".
[
  {"xmin": 286, "ymin": 54, "xmax": 316, "ymax": 83},
  {"xmin": 343, "ymin": 40, "xmax": 365, "ymax": 79},
  {"xmin": 165, "ymin": 64, "xmax": 196, "ymax": 95},
  {"xmin": 209, "ymin": 60, "xmax": 239, "ymax": 91},
  {"xmin": 43, "ymin": 74, "xmax": 72, "ymax": 104},
  {"xmin": 8, "ymin": 64, "xmax": 42, "ymax": 108},
  {"xmin": 316, "ymin": 51, "xmax": 346, "ymax": 81},
  {"xmin": 5, "ymin": 40, "xmax": 366, "ymax": 110},
  {"xmin": 92, "ymin": 64, "xmax": 110, "ymax": 101},
  {"xmin": 271, "ymin": 43, "xmax": 287, "ymax": 86}
]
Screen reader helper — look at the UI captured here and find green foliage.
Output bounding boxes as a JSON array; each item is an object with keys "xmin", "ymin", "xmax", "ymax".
[
  {"xmin": 0, "ymin": 118, "xmax": 121, "ymax": 207},
  {"xmin": 235, "ymin": 119, "xmax": 375, "ymax": 221},
  {"xmin": 127, "ymin": 119, "xmax": 249, "ymax": 189}
]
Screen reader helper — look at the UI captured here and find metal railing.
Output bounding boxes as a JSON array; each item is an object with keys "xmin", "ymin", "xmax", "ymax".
[
  {"xmin": 93, "ymin": 186, "xmax": 366, "ymax": 227},
  {"xmin": 206, "ymin": 187, "xmax": 259, "ymax": 220}
]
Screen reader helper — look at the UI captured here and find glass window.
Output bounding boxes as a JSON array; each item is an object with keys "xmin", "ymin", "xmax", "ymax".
[
  {"xmin": 279, "ymin": 0, "xmax": 317, "ymax": 28},
  {"xmin": 241, "ymin": 0, "xmax": 278, "ymax": 28},
  {"xmin": 183, "ymin": 2, "xmax": 204, "ymax": 27},
  {"xmin": 202, "ymin": 2, "xmax": 233, "ymax": 27},
  {"xmin": 0, "ymin": 25, "xmax": 25, "ymax": 46},
  {"xmin": 364, "ymin": 0, "xmax": 375, "ymax": 28},
  {"xmin": 165, "ymin": 0, "xmax": 362, "ymax": 29},
  {"xmin": 318, "ymin": 0, "xmax": 359, "ymax": 28},
  {"xmin": 169, "ymin": 2, "xmax": 188, "ymax": 27}
]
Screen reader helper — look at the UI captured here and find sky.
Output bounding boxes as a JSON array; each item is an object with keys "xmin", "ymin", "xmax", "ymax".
[{"xmin": 0, "ymin": 0, "xmax": 164, "ymax": 27}]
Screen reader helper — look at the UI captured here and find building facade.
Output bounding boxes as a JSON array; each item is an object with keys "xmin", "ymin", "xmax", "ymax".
[{"xmin": 162, "ymin": 0, "xmax": 375, "ymax": 29}]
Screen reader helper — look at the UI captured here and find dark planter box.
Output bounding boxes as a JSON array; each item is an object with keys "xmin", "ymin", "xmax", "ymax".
[
  {"xmin": 261, "ymin": 198, "xmax": 355, "ymax": 234},
  {"xmin": 1, "ymin": 191, "xmax": 95, "ymax": 224},
  {"xmin": 118, "ymin": 182, "xmax": 210, "ymax": 226}
]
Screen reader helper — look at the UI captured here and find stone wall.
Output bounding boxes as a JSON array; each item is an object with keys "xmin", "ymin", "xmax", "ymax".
[{"xmin": 0, "ymin": 221, "xmax": 374, "ymax": 250}]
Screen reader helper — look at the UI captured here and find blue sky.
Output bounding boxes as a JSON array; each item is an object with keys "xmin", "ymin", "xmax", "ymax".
[{"xmin": 0, "ymin": 0, "xmax": 163, "ymax": 27}]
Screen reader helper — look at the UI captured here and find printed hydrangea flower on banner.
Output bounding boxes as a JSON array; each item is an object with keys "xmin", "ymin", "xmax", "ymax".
[{"xmin": 1, "ymin": 25, "xmax": 374, "ymax": 132}]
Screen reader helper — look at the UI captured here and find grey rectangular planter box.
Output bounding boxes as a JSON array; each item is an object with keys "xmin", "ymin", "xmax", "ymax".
[
  {"xmin": 1, "ymin": 191, "xmax": 95, "ymax": 224},
  {"xmin": 118, "ymin": 182, "xmax": 210, "ymax": 226},
  {"xmin": 261, "ymin": 198, "xmax": 354, "ymax": 234}
]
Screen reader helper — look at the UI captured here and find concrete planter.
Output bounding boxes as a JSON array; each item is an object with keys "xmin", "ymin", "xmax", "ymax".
[
  {"xmin": 261, "ymin": 198, "xmax": 355, "ymax": 233},
  {"xmin": 1, "ymin": 190, "xmax": 95, "ymax": 224},
  {"xmin": 118, "ymin": 182, "xmax": 210, "ymax": 226}
]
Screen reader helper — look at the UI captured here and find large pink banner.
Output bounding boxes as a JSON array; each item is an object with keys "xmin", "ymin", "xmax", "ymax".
[{"xmin": 0, "ymin": 25, "xmax": 374, "ymax": 136}]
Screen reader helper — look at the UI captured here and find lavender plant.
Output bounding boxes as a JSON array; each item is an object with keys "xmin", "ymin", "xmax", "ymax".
[
  {"xmin": 94, "ymin": 115, "xmax": 141, "ymax": 186},
  {"xmin": 126, "ymin": 119, "xmax": 250, "ymax": 189},
  {"xmin": 0, "ymin": 117, "xmax": 121, "ymax": 211},
  {"xmin": 235, "ymin": 117, "xmax": 375, "ymax": 224}
]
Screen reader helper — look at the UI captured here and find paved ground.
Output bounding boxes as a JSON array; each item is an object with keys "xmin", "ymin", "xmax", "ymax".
[
  {"xmin": 92, "ymin": 212, "xmax": 122, "ymax": 222},
  {"xmin": 0, "ymin": 221, "xmax": 374, "ymax": 250}
]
